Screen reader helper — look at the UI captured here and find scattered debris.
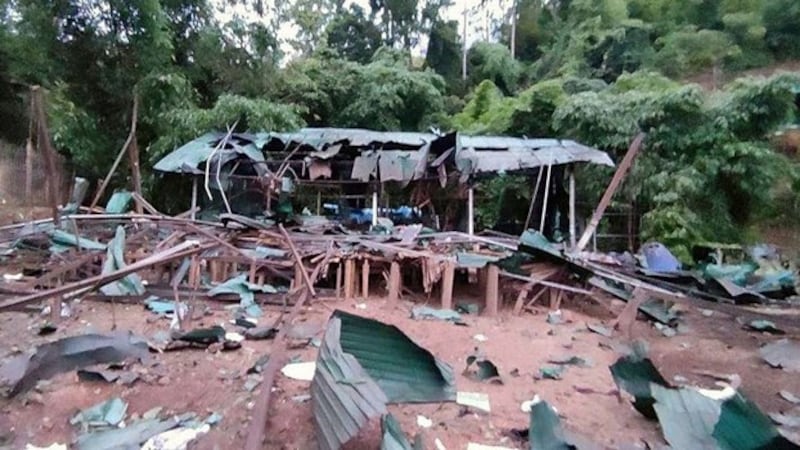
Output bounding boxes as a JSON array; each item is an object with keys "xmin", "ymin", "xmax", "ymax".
[
  {"xmin": 609, "ymin": 342, "xmax": 670, "ymax": 418},
  {"xmin": 456, "ymin": 302, "xmax": 480, "ymax": 315},
  {"xmin": 473, "ymin": 334, "xmax": 488, "ymax": 342},
  {"xmin": 781, "ymin": 391, "xmax": 800, "ymax": 404},
  {"xmin": 761, "ymin": 339, "xmax": 800, "ymax": 372},
  {"xmin": 537, "ymin": 365, "xmax": 565, "ymax": 380},
  {"xmin": 312, "ymin": 311, "xmax": 455, "ymax": 450},
  {"xmin": 381, "ymin": 413, "xmax": 415, "ymax": 450},
  {"xmin": 466, "ymin": 444, "xmax": 515, "ymax": 450},
  {"xmin": 141, "ymin": 423, "xmax": 210, "ymax": 450},
  {"xmin": 770, "ymin": 411, "xmax": 800, "ymax": 428},
  {"xmin": 546, "ymin": 310, "xmax": 563, "ymax": 325},
  {"xmin": 281, "ymin": 361, "xmax": 316, "ymax": 381},
  {"xmin": 748, "ymin": 319, "xmax": 784, "ymax": 334},
  {"xmin": 411, "ymin": 306, "xmax": 462, "ymax": 323},
  {"xmin": 548, "ymin": 355, "xmax": 592, "ymax": 368},
  {"xmin": 586, "ymin": 322, "xmax": 613, "ymax": 337},
  {"xmin": 456, "ymin": 392, "xmax": 491, "ymax": 413},
  {"xmin": 209, "ymin": 274, "xmax": 277, "ymax": 318},
  {"xmin": 0, "ymin": 332, "xmax": 148, "ymax": 396},
  {"xmin": 416, "ymin": 415, "xmax": 433, "ymax": 428},
  {"xmin": 464, "ymin": 351, "xmax": 502, "ymax": 383},
  {"xmin": 70, "ymin": 397, "xmax": 128, "ymax": 431},
  {"xmin": 25, "ymin": 443, "xmax": 67, "ymax": 450}
]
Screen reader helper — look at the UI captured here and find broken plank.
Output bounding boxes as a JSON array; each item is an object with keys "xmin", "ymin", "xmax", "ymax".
[
  {"xmin": 0, "ymin": 240, "xmax": 214, "ymax": 311},
  {"xmin": 485, "ymin": 265, "xmax": 499, "ymax": 316}
]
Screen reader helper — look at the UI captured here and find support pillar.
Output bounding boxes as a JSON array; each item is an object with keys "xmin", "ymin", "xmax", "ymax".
[
  {"xmin": 484, "ymin": 264, "xmax": 499, "ymax": 316},
  {"xmin": 371, "ymin": 190, "xmax": 378, "ymax": 227},
  {"xmin": 440, "ymin": 261, "xmax": 455, "ymax": 310},
  {"xmin": 467, "ymin": 187, "xmax": 474, "ymax": 236},
  {"xmin": 568, "ymin": 164, "xmax": 576, "ymax": 249},
  {"xmin": 191, "ymin": 177, "xmax": 198, "ymax": 221},
  {"xmin": 361, "ymin": 259, "xmax": 370, "ymax": 299},
  {"xmin": 344, "ymin": 259, "xmax": 355, "ymax": 300},
  {"xmin": 539, "ymin": 163, "xmax": 552, "ymax": 233},
  {"xmin": 388, "ymin": 261, "xmax": 401, "ymax": 302}
]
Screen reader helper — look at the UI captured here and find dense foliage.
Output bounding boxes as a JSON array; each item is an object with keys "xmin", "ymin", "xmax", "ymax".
[{"xmin": 1, "ymin": 0, "xmax": 799, "ymax": 258}]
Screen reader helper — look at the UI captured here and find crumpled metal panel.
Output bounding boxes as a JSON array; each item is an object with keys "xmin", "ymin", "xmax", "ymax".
[
  {"xmin": 457, "ymin": 137, "xmax": 614, "ymax": 175},
  {"xmin": 270, "ymin": 128, "xmax": 437, "ymax": 150},
  {"xmin": 312, "ymin": 315, "xmax": 388, "ymax": 450},
  {"xmin": 153, "ymin": 132, "xmax": 265, "ymax": 174}
]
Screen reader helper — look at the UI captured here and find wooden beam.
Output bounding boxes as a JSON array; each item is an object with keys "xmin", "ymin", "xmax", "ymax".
[
  {"xmin": 278, "ymin": 224, "xmax": 317, "ymax": 298},
  {"xmin": 335, "ymin": 262, "xmax": 342, "ymax": 299},
  {"xmin": 467, "ymin": 187, "xmax": 475, "ymax": 236},
  {"xmin": 523, "ymin": 167, "xmax": 545, "ymax": 231},
  {"xmin": 484, "ymin": 265, "xmax": 499, "ymax": 316},
  {"xmin": 539, "ymin": 163, "xmax": 553, "ymax": 233},
  {"xmin": 127, "ymin": 95, "xmax": 142, "ymax": 214},
  {"xmin": 568, "ymin": 164, "xmax": 576, "ymax": 249},
  {"xmin": 440, "ymin": 260, "xmax": 455, "ymax": 310},
  {"xmin": 575, "ymin": 133, "xmax": 645, "ymax": 252},
  {"xmin": 89, "ymin": 95, "xmax": 138, "ymax": 210},
  {"xmin": 361, "ymin": 259, "xmax": 370, "ymax": 299},
  {"xmin": 0, "ymin": 240, "xmax": 212, "ymax": 311},
  {"xmin": 344, "ymin": 259, "xmax": 354, "ymax": 300},
  {"xmin": 388, "ymin": 261, "xmax": 401, "ymax": 302},
  {"xmin": 499, "ymin": 270, "xmax": 593, "ymax": 295},
  {"xmin": 31, "ymin": 86, "xmax": 60, "ymax": 223}
]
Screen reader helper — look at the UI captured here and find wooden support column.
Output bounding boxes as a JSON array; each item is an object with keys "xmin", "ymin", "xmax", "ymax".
[
  {"xmin": 361, "ymin": 259, "xmax": 370, "ymax": 299},
  {"xmin": 191, "ymin": 177, "xmax": 198, "ymax": 221},
  {"xmin": 335, "ymin": 262, "xmax": 342, "ymax": 299},
  {"xmin": 371, "ymin": 190, "xmax": 378, "ymax": 227},
  {"xmin": 388, "ymin": 261, "xmax": 401, "ymax": 302},
  {"xmin": 467, "ymin": 187, "xmax": 475, "ymax": 236},
  {"xmin": 484, "ymin": 264, "xmax": 499, "ymax": 316},
  {"xmin": 568, "ymin": 164, "xmax": 576, "ymax": 249},
  {"xmin": 344, "ymin": 259, "xmax": 355, "ymax": 300},
  {"xmin": 440, "ymin": 261, "xmax": 455, "ymax": 310},
  {"xmin": 293, "ymin": 263, "xmax": 303, "ymax": 290},
  {"xmin": 539, "ymin": 163, "xmax": 553, "ymax": 233},
  {"xmin": 576, "ymin": 133, "xmax": 645, "ymax": 252}
]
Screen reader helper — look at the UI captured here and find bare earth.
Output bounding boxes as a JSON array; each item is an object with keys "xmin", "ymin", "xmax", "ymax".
[{"xmin": 1, "ymin": 291, "xmax": 798, "ymax": 449}]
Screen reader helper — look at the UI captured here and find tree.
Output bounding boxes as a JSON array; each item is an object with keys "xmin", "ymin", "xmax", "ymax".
[
  {"xmin": 288, "ymin": 0, "xmax": 342, "ymax": 55},
  {"xmin": 467, "ymin": 42, "xmax": 522, "ymax": 95},
  {"xmin": 326, "ymin": 5, "xmax": 383, "ymax": 63},
  {"xmin": 653, "ymin": 28, "xmax": 740, "ymax": 78},
  {"xmin": 763, "ymin": 0, "xmax": 800, "ymax": 58},
  {"xmin": 424, "ymin": 19, "xmax": 461, "ymax": 88}
]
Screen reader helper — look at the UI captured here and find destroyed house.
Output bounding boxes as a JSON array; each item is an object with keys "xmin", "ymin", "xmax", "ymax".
[{"xmin": 154, "ymin": 127, "xmax": 614, "ymax": 241}]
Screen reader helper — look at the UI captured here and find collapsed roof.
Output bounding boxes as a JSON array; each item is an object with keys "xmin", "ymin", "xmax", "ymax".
[{"xmin": 153, "ymin": 127, "xmax": 615, "ymax": 184}]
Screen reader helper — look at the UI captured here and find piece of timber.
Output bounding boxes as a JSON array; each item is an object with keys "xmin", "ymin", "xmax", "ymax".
[
  {"xmin": 0, "ymin": 240, "xmax": 215, "ymax": 311},
  {"xmin": 499, "ymin": 270, "xmax": 593, "ymax": 296},
  {"xmin": 279, "ymin": 224, "xmax": 317, "ymax": 298}
]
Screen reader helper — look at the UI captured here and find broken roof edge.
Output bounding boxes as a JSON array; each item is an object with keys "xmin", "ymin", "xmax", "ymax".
[{"xmin": 154, "ymin": 128, "xmax": 615, "ymax": 179}]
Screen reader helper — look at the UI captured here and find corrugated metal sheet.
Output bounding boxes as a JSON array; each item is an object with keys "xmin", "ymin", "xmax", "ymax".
[
  {"xmin": 271, "ymin": 128, "xmax": 437, "ymax": 150},
  {"xmin": 312, "ymin": 311, "xmax": 456, "ymax": 450},
  {"xmin": 153, "ymin": 133, "xmax": 265, "ymax": 174},
  {"xmin": 312, "ymin": 316, "xmax": 388, "ymax": 450}
]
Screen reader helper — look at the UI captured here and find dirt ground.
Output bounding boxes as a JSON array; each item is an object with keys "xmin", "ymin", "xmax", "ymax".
[{"xmin": 1, "ymin": 289, "xmax": 799, "ymax": 450}]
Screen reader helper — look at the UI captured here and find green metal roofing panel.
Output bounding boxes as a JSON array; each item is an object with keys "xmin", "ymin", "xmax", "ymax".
[{"xmin": 153, "ymin": 132, "xmax": 265, "ymax": 174}]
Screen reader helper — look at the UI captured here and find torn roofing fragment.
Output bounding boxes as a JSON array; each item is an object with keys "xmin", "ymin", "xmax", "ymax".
[
  {"xmin": 312, "ymin": 310, "xmax": 456, "ymax": 450},
  {"xmin": 335, "ymin": 310, "xmax": 456, "ymax": 403},
  {"xmin": 611, "ymin": 346, "xmax": 800, "ymax": 449},
  {"xmin": 100, "ymin": 226, "xmax": 145, "ymax": 296},
  {"xmin": 761, "ymin": 339, "xmax": 800, "ymax": 372},
  {"xmin": 609, "ymin": 343, "xmax": 670, "ymax": 419},
  {"xmin": 0, "ymin": 331, "xmax": 148, "ymax": 396}
]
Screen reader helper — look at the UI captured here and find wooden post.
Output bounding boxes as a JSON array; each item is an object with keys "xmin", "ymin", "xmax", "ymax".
[
  {"xmin": 31, "ymin": 87, "xmax": 60, "ymax": 224},
  {"xmin": 440, "ymin": 261, "xmax": 455, "ymax": 310},
  {"xmin": 361, "ymin": 259, "xmax": 370, "ymax": 299},
  {"xmin": 191, "ymin": 177, "xmax": 198, "ymax": 221},
  {"xmin": 523, "ymin": 167, "xmax": 544, "ymax": 231},
  {"xmin": 89, "ymin": 94, "xmax": 139, "ymax": 210},
  {"xmin": 575, "ymin": 133, "xmax": 645, "ymax": 252},
  {"xmin": 344, "ymin": 259, "xmax": 354, "ymax": 300},
  {"xmin": 485, "ymin": 264, "xmax": 499, "ymax": 316},
  {"xmin": 293, "ymin": 263, "xmax": 303, "ymax": 290},
  {"xmin": 539, "ymin": 163, "xmax": 552, "ymax": 233},
  {"xmin": 388, "ymin": 261, "xmax": 401, "ymax": 302},
  {"xmin": 127, "ymin": 97, "xmax": 143, "ymax": 214},
  {"xmin": 371, "ymin": 190, "xmax": 378, "ymax": 227},
  {"xmin": 316, "ymin": 190, "xmax": 321, "ymax": 215},
  {"xmin": 25, "ymin": 139, "xmax": 33, "ymax": 207},
  {"xmin": 335, "ymin": 262, "xmax": 342, "ymax": 299},
  {"xmin": 467, "ymin": 187, "xmax": 474, "ymax": 236},
  {"xmin": 568, "ymin": 164, "xmax": 576, "ymax": 249}
]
